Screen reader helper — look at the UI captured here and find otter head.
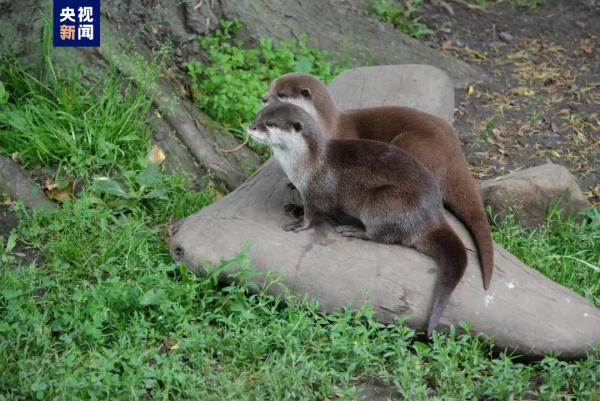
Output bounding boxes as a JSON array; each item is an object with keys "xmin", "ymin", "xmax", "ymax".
[
  {"xmin": 248, "ymin": 102, "xmax": 322, "ymax": 155},
  {"xmin": 261, "ymin": 73, "xmax": 335, "ymax": 126}
]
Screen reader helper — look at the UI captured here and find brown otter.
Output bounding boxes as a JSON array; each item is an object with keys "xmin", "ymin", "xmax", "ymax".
[
  {"xmin": 248, "ymin": 102, "xmax": 468, "ymax": 336},
  {"xmin": 262, "ymin": 72, "xmax": 493, "ymax": 290}
]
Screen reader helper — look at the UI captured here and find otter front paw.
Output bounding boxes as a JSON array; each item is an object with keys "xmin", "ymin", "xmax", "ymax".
[
  {"xmin": 335, "ymin": 225, "xmax": 369, "ymax": 240},
  {"xmin": 284, "ymin": 203, "xmax": 305, "ymax": 218},
  {"xmin": 283, "ymin": 220, "xmax": 309, "ymax": 233}
]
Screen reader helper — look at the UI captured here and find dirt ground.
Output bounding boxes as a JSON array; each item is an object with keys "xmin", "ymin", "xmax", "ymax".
[
  {"xmin": 0, "ymin": 203, "xmax": 42, "ymax": 268},
  {"xmin": 417, "ymin": 0, "xmax": 599, "ymax": 202}
]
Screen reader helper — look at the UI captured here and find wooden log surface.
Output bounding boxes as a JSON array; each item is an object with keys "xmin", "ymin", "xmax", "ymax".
[{"xmin": 170, "ymin": 65, "xmax": 600, "ymax": 358}]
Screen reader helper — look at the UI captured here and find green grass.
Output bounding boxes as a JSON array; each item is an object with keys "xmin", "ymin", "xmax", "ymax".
[
  {"xmin": 2, "ymin": 196, "xmax": 599, "ymax": 400},
  {"xmin": 492, "ymin": 207, "xmax": 600, "ymax": 306},
  {"xmin": 0, "ymin": 56, "xmax": 154, "ymax": 177},
  {"xmin": 1, "ymin": 44, "xmax": 600, "ymax": 400},
  {"xmin": 367, "ymin": 0, "xmax": 432, "ymax": 39}
]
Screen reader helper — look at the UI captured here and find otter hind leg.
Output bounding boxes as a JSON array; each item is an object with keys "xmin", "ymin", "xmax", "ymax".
[{"xmin": 335, "ymin": 225, "xmax": 370, "ymax": 240}]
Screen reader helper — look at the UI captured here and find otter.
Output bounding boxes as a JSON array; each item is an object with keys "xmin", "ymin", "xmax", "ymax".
[
  {"xmin": 248, "ymin": 102, "xmax": 468, "ymax": 336},
  {"xmin": 262, "ymin": 72, "xmax": 493, "ymax": 290}
]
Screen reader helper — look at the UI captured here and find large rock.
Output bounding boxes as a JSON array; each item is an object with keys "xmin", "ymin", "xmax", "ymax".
[
  {"xmin": 328, "ymin": 65, "xmax": 455, "ymax": 123},
  {"xmin": 171, "ymin": 65, "xmax": 600, "ymax": 358},
  {"xmin": 220, "ymin": 0, "xmax": 485, "ymax": 88},
  {"xmin": 480, "ymin": 163, "xmax": 591, "ymax": 227}
]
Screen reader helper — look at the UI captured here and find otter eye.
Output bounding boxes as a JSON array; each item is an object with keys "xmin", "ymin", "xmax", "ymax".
[
  {"xmin": 266, "ymin": 121, "xmax": 275, "ymax": 128},
  {"xmin": 301, "ymin": 88, "xmax": 311, "ymax": 98},
  {"xmin": 277, "ymin": 92, "xmax": 287, "ymax": 99}
]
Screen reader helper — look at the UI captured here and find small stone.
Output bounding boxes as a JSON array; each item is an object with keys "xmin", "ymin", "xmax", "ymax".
[
  {"xmin": 498, "ymin": 32, "xmax": 514, "ymax": 43},
  {"xmin": 454, "ymin": 38, "xmax": 465, "ymax": 48},
  {"xmin": 440, "ymin": 27, "xmax": 452, "ymax": 35},
  {"xmin": 480, "ymin": 163, "xmax": 591, "ymax": 227}
]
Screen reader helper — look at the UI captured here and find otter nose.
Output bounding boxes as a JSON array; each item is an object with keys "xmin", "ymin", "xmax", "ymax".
[
  {"xmin": 250, "ymin": 122, "xmax": 257, "ymax": 130},
  {"xmin": 261, "ymin": 96, "xmax": 269, "ymax": 104}
]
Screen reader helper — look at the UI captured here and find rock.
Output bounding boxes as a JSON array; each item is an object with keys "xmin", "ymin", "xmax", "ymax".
[
  {"xmin": 498, "ymin": 31, "xmax": 514, "ymax": 43},
  {"xmin": 171, "ymin": 158, "xmax": 600, "ymax": 359},
  {"xmin": 219, "ymin": 0, "xmax": 486, "ymax": 88},
  {"xmin": 0, "ymin": 156, "xmax": 55, "ymax": 211},
  {"xmin": 328, "ymin": 65, "xmax": 455, "ymax": 123},
  {"xmin": 171, "ymin": 65, "xmax": 600, "ymax": 359},
  {"xmin": 480, "ymin": 163, "xmax": 591, "ymax": 227}
]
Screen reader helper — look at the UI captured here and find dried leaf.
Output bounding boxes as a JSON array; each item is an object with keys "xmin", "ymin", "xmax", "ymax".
[
  {"xmin": 464, "ymin": 47, "xmax": 487, "ymax": 60},
  {"xmin": 1, "ymin": 197, "xmax": 15, "ymax": 206},
  {"xmin": 43, "ymin": 179, "xmax": 58, "ymax": 192},
  {"xmin": 440, "ymin": 38, "xmax": 453, "ymax": 52},
  {"xmin": 578, "ymin": 40, "xmax": 593, "ymax": 55},
  {"xmin": 46, "ymin": 180, "xmax": 75, "ymax": 203},
  {"xmin": 467, "ymin": 85, "xmax": 475, "ymax": 96},
  {"xmin": 510, "ymin": 87, "xmax": 536, "ymax": 97},
  {"xmin": 548, "ymin": 149, "xmax": 561, "ymax": 158},
  {"xmin": 149, "ymin": 145, "xmax": 166, "ymax": 165}
]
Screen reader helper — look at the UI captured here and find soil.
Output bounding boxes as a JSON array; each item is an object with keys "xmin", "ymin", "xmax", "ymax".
[
  {"xmin": 0, "ymin": 203, "xmax": 43, "ymax": 268},
  {"xmin": 417, "ymin": 0, "xmax": 600, "ymax": 203}
]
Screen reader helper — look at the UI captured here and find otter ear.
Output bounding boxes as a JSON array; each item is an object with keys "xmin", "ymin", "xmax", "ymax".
[
  {"xmin": 292, "ymin": 121, "xmax": 303, "ymax": 132},
  {"xmin": 300, "ymin": 88, "xmax": 311, "ymax": 98}
]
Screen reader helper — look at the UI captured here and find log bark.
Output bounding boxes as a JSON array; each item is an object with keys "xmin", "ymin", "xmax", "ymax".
[{"xmin": 170, "ymin": 65, "xmax": 600, "ymax": 358}]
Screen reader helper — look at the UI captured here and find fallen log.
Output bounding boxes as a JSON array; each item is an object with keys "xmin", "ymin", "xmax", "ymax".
[{"xmin": 170, "ymin": 65, "xmax": 600, "ymax": 358}]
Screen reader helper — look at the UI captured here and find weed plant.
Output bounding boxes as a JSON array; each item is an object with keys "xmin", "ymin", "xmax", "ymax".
[{"xmin": 367, "ymin": 0, "xmax": 432, "ymax": 39}]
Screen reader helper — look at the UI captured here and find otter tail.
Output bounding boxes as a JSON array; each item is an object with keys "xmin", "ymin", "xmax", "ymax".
[
  {"xmin": 417, "ymin": 222, "xmax": 468, "ymax": 336},
  {"xmin": 443, "ymin": 171, "xmax": 494, "ymax": 290}
]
